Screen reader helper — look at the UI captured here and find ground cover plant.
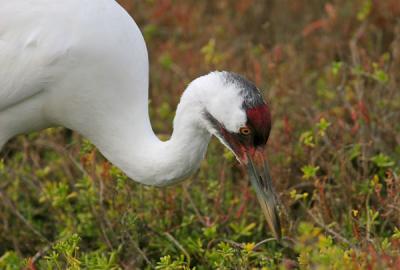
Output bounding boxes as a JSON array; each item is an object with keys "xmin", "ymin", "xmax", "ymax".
[{"xmin": 0, "ymin": 0, "xmax": 399, "ymax": 269}]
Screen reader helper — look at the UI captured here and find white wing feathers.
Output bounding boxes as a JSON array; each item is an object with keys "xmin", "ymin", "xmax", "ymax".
[{"xmin": 0, "ymin": 1, "xmax": 73, "ymax": 111}]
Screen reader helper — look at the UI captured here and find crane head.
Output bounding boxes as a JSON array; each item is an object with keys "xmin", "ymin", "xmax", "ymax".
[{"xmin": 200, "ymin": 71, "xmax": 281, "ymax": 239}]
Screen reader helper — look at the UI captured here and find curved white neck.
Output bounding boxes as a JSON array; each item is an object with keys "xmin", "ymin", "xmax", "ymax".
[{"xmin": 92, "ymin": 83, "xmax": 211, "ymax": 187}]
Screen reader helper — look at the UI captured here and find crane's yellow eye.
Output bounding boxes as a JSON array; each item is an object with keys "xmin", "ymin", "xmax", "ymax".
[{"xmin": 239, "ymin": 127, "xmax": 251, "ymax": 136}]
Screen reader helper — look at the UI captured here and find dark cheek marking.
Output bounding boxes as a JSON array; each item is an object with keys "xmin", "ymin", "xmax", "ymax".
[
  {"xmin": 220, "ymin": 128, "xmax": 246, "ymax": 160},
  {"xmin": 246, "ymin": 105, "xmax": 271, "ymax": 145}
]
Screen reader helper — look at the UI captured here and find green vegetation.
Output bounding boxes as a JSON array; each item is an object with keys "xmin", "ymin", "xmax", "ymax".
[{"xmin": 1, "ymin": 0, "xmax": 399, "ymax": 269}]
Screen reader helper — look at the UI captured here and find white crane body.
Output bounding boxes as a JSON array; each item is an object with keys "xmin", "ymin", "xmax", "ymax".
[
  {"xmin": 0, "ymin": 0, "xmax": 248, "ymax": 185},
  {"xmin": 0, "ymin": 0, "xmax": 282, "ymax": 238}
]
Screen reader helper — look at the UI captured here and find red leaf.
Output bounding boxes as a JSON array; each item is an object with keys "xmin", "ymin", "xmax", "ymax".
[{"xmin": 302, "ymin": 19, "xmax": 328, "ymax": 37}]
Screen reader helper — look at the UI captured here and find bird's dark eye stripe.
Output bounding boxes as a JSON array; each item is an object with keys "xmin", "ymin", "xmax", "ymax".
[{"xmin": 203, "ymin": 110, "xmax": 220, "ymax": 130}]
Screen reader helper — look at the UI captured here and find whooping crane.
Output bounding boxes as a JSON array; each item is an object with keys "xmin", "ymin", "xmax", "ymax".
[{"xmin": 0, "ymin": 0, "xmax": 281, "ymax": 239}]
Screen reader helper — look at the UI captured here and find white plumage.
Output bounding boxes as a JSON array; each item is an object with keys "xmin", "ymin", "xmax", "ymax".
[{"xmin": 0, "ymin": 0, "xmax": 247, "ymax": 185}]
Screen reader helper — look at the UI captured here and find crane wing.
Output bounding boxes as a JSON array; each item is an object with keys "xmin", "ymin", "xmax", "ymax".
[{"xmin": 0, "ymin": 1, "xmax": 71, "ymax": 111}]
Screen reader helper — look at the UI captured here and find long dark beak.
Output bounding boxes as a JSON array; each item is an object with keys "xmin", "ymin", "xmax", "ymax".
[{"xmin": 246, "ymin": 151, "xmax": 281, "ymax": 239}]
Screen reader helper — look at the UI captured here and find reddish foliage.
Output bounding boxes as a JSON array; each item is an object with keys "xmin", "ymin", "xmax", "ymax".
[
  {"xmin": 235, "ymin": 0, "xmax": 254, "ymax": 14},
  {"xmin": 358, "ymin": 100, "xmax": 370, "ymax": 123},
  {"xmin": 302, "ymin": 19, "xmax": 328, "ymax": 37}
]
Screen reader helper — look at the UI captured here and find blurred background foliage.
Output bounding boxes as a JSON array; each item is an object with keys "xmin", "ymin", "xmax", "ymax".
[{"xmin": 1, "ymin": 0, "xmax": 400, "ymax": 269}]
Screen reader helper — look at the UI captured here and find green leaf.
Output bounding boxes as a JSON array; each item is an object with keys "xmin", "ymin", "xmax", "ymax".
[
  {"xmin": 301, "ymin": 165, "xmax": 320, "ymax": 180},
  {"xmin": 371, "ymin": 153, "xmax": 395, "ymax": 168},
  {"xmin": 357, "ymin": 0, "xmax": 372, "ymax": 21},
  {"xmin": 331, "ymin": 61, "xmax": 343, "ymax": 76},
  {"xmin": 349, "ymin": 144, "xmax": 361, "ymax": 160},
  {"xmin": 316, "ymin": 118, "xmax": 331, "ymax": 137},
  {"xmin": 300, "ymin": 131, "xmax": 315, "ymax": 148},
  {"xmin": 373, "ymin": 69, "xmax": 389, "ymax": 84},
  {"xmin": 159, "ymin": 53, "xmax": 174, "ymax": 70}
]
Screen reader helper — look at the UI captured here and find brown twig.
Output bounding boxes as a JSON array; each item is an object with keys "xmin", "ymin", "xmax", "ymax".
[
  {"xmin": 304, "ymin": 204, "xmax": 355, "ymax": 248},
  {"xmin": 163, "ymin": 232, "xmax": 191, "ymax": 266},
  {"xmin": 0, "ymin": 189, "xmax": 50, "ymax": 243},
  {"xmin": 182, "ymin": 182, "xmax": 207, "ymax": 226}
]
